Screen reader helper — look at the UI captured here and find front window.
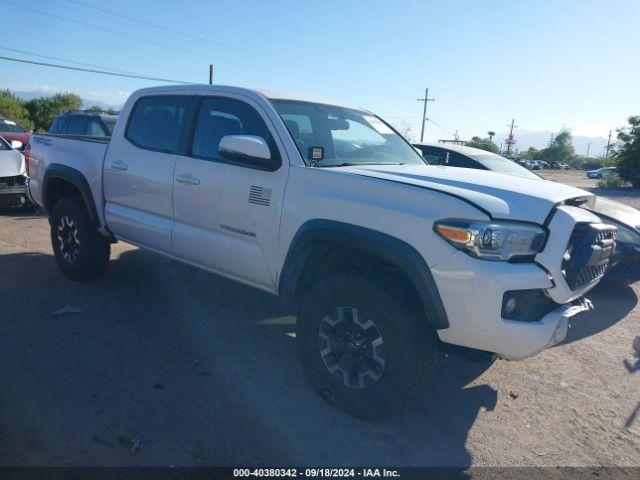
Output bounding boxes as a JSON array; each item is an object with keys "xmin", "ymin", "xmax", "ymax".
[
  {"xmin": 271, "ymin": 100, "xmax": 425, "ymax": 167},
  {"xmin": 0, "ymin": 118, "xmax": 25, "ymax": 133}
]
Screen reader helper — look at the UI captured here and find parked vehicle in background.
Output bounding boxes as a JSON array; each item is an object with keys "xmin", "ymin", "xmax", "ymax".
[
  {"xmin": 558, "ymin": 162, "xmax": 570, "ymax": 169},
  {"xmin": 413, "ymin": 142, "xmax": 541, "ymax": 179},
  {"xmin": 0, "ymin": 114, "xmax": 30, "ymax": 159},
  {"xmin": 587, "ymin": 166, "xmax": 617, "ymax": 179},
  {"xmin": 530, "ymin": 160, "xmax": 542, "ymax": 170},
  {"xmin": 586, "ymin": 197, "xmax": 640, "ymax": 283},
  {"xmin": 49, "ymin": 110, "xmax": 118, "ymax": 137},
  {"xmin": 0, "ymin": 136, "xmax": 30, "ymax": 209},
  {"xmin": 29, "ymin": 85, "xmax": 617, "ymax": 419}
]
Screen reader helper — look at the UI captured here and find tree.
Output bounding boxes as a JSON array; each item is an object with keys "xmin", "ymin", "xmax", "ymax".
[
  {"xmin": 616, "ymin": 116, "xmax": 640, "ymax": 188},
  {"xmin": 521, "ymin": 146, "xmax": 539, "ymax": 160},
  {"xmin": 25, "ymin": 92, "xmax": 82, "ymax": 132},
  {"xmin": 487, "ymin": 131, "xmax": 495, "ymax": 142},
  {"xmin": 466, "ymin": 136, "xmax": 500, "ymax": 154},
  {"xmin": 0, "ymin": 90, "xmax": 34, "ymax": 130},
  {"xmin": 536, "ymin": 128, "xmax": 574, "ymax": 163}
]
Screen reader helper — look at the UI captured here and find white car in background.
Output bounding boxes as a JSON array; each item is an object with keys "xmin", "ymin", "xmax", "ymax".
[
  {"xmin": 0, "ymin": 136, "xmax": 30, "ymax": 209},
  {"xmin": 587, "ymin": 167, "xmax": 618, "ymax": 179}
]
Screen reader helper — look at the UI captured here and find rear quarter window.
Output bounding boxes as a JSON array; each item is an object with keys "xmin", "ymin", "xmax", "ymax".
[{"xmin": 125, "ymin": 96, "xmax": 191, "ymax": 153}]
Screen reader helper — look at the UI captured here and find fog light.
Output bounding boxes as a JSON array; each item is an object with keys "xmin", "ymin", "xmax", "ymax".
[
  {"xmin": 502, "ymin": 289, "xmax": 557, "ymax": 322},
  {"xmin": 504, "ymin": 296, "xmax": 518, "ymax": 315}
]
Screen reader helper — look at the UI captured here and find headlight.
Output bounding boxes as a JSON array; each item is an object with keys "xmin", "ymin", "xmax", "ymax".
[{"xmin": 435, "ymin": 219, "xmax": 547, "ymax": 261}]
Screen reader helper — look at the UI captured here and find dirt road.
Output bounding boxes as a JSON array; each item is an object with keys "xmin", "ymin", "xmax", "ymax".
[{"xmin": 0, "ymin": 200, "xmax": 638, "ymax": 467}]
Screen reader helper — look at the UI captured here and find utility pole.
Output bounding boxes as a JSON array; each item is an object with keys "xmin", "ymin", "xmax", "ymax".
[
  {"xmin": 505, "ymin": 118, "xmax": 518, "ymax": 155},
  {"xmin": 586, "ymin": 142, "xmax": 591, "ymax": 158},
  {"xmin": 209, "ymin": 64, "xmax": 214, "ymax": 85},
  {"xmin": 548, "ymin": 133, "xmax": 554, "ymax": 147},
  {"xmin": 417, "ymin": 88, "xmax": 435, "ymax": 142},
  {"xmin": 605, "ymin": 129, "xmax": 612, "ymax": 157}
]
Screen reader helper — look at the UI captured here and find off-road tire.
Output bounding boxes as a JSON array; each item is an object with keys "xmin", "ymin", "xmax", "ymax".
[
  {"xmin": 297, "ymin": 273, "xmax": 438, "ymax": 420},
  {"xmin": 51, "ymin": 197, "xmax": 110, "ymax": 281}
]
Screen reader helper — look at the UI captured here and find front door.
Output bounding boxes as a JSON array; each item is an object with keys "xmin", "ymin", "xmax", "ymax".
[{"xmin": 172, "ymin": 93, "xmax": 288, "ymax": 290}]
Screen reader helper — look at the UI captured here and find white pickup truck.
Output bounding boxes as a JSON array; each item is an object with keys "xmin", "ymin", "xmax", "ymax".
[{"xmin": 28, "ymin": 85, "xmax": 617, "ymax": 419}]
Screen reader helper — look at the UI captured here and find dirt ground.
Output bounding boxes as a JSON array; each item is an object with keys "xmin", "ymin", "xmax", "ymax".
[{"xmin": 0, "ymin": 173, "xmax": 639, "ymax": 467}]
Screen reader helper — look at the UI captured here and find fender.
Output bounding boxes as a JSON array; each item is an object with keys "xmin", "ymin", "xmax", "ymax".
[
  {"xmin": 43, "ymin": 163, "xmax": 100, "ymax": 227},
  {"xmin": 279, "ymin": 219, "xmax": 449, "ymax": 330}
]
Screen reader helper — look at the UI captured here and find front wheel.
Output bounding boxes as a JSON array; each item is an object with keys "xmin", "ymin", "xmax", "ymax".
[
  {"xmin": 297, "ymin": 273, "xmax": 438, "ymax": 420},
  {"xmin": 51, "ymin": 197, "xmax": 110, "ymax": 281}
]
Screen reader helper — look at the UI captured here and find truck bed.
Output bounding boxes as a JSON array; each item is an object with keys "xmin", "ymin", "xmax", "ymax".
[{"xmin": 28, "ymin": 133, "xmax": 110, "ymax": 226}]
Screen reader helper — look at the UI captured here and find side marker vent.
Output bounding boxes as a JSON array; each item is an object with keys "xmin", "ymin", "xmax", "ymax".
[{"xmin": 249, "ymin": 186, "xmax": 272, "ymax": 206}]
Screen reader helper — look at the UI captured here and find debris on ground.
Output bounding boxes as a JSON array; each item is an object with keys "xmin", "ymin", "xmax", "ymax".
[
  {"xmin": 117, "ymin": 435, "xmax": 144, "ymax": 453},
  {"xmin": 52, "ymin": 306, "xmax": 82, "ymax": 317},
  {"xmin": 509, "ymin": 391, "xmax": 519, "ymax": 400}
]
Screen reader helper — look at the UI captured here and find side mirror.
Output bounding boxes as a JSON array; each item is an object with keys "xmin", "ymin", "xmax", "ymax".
[
  {"xmin": 10, "ymin": 140, "xmax": 23, "ymax": 150},
  {"xmin": 219, "ymin": 135, "xmax": 271, "ymax": 165}
]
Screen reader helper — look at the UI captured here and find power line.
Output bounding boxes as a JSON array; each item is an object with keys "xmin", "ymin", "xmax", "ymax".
[
  {"xmin": 62, "ymin": 0, "xmax": 359, "ymax": 81},
  {"xmin": 0, "ymin": 45, "xmax": 139, "ymax": 75},
  {"xmin": 0, "ymin": 0, "xmax": 372, "ymax": 91},
  {"xmin": 0, "ymin": 55, "xmax": 191, "ymax": 84}
]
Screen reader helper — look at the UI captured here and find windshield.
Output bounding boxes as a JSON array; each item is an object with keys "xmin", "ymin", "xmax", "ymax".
[
  {"xmin": 0, "ymin": 118, "xmax": 25, "ymax": 133},
  {"xmin": 471, "ymin": 153, "xmax": 541, "ymax": 179},
  {"xmin": 0, "ymin": 137, "xmax": 9, "ymax": 150},
  {"xmin": 271, "ymin": 100, "xmax": 425, "ymax": 167}
]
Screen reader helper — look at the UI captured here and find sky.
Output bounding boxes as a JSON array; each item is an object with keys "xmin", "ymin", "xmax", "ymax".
[{"xmin": 1, "ymin": 0, "xmax": 639, "ymax": 146}]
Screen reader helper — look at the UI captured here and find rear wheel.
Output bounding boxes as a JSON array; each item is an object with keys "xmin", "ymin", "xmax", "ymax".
[
  {"xmin": 51, "ymin": 197, "xmax": 110, "ymax": 281},
  {"xmin": 297, "ymin": 273, "xmax": 438, "ymax": 420}
]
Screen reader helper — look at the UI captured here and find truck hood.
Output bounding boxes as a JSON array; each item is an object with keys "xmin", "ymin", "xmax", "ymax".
[
  {"xmin": 0, "ymin": 149, "xmax": 26, "ymax": 177},
  {"xmin": 339, "ymin": 164, "xmax": 592, "ymax": 223}
]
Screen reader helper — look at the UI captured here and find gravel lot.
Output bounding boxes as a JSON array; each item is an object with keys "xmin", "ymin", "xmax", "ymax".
[{"xmin": 1, "ymin": 172, "xmax": 639, "ymax": 467}]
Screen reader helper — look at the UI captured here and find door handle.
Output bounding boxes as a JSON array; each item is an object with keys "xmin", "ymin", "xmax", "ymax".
[
  {"xmin": 110, "ymin": 160, "xmax": 128, "ymax": 171},
  {"xmin": 176, "ymin": 173, "xmax": 200, "ymax": 186}
]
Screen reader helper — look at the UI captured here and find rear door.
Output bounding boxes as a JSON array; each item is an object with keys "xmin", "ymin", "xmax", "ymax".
[
  {"xmin": 103, "ymin": 93, "xmax": 194, "ymax": 252},
  {"xmin": 172, "ymin": 92, "xmax": 288, "ymax": 290}
]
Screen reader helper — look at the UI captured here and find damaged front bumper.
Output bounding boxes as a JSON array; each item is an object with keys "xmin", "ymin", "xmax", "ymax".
[
  {"xmin": 498, "ymin": 297, "xmax": 593, "ymax": 360},
  {"xmin": 0, "ymin": 175, "xmax": 30, "ymax": 208}
]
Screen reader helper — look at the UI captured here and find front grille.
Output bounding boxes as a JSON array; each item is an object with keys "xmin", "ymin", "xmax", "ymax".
[
  {"xmin": 0, "ymin": 175, "xmax": 26, "ymax": 187},
  {"xmin": 562, "ymin": 223, "xmax": 617, "ymax": 289}
]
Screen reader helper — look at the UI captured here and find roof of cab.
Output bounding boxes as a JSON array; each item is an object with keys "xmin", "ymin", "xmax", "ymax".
[{"xmin": 130, "ymin": 84, "xmax": 354, "ymax": 109}]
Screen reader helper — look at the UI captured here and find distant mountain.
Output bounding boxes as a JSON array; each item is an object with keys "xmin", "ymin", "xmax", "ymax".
[
  {"xmin": 12, "ymin": 90, "xmax": 122, "ymax": 112},
  {"xmin": 492, "ymin": 129, "xmax": 609, "ymax": 157}
]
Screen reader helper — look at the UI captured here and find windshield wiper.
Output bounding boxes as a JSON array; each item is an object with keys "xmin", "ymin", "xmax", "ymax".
[{"xmin": 316, "ymin": 162, "xmax": 406, "ymax": 168}]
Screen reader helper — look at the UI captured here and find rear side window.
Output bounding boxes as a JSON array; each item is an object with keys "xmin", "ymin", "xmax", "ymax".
[
  {"xmin": 126, "ymin": 96, "xmax": 190, "ymax": 153},
  {"xmin": 64, "ymin": 116, "xmax": 88, "ymax": 135},
  {"xmin": 191, "ymin": 97, "xmax": 278, "ymax": 164},
  {"xmin": 49, "ymin": 116, "xmax": 67, "ymax": 133}
]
